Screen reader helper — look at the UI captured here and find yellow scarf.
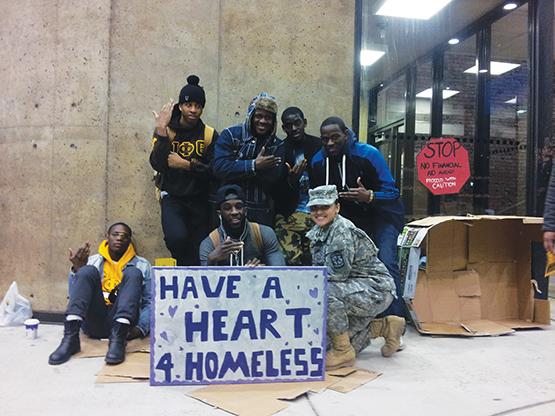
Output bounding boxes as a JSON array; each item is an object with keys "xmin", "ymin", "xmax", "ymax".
[{"xmin": 98, "ymin": 240, "xmax": 136, "ymax": 304}]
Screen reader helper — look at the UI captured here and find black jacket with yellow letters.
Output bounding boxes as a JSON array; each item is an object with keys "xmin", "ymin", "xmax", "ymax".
[{"xmin": 149, "ymin": 104, "xmax": 219, "ymax": 198}]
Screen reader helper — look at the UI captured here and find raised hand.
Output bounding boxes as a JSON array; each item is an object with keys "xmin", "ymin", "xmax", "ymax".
[
  {"xmin": 286, "ymin": 159, "xmax": 307, "ymax": 184},
  {"xmin": 338, "ymin": 177, "xmax": 374, "ymax": 203},
  {"xmin": 152, "ymin": 99, "xmax": 175, "ymax": 135},
  {"xmin": 255, "ymin": 146, "xmax": 282, "ymax": 171},
  {"xmin": 207, "ymin": 237, "xmax": 245, "ymax": 264},
  {"xmin": 69, "ymin": 242, "xmax": 90, "ymax": 273}
]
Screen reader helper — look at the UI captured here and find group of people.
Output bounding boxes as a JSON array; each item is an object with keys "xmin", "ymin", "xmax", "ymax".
[{"xmin": 49, "ymin": 75, "xmax": 407, "ymax": 371}]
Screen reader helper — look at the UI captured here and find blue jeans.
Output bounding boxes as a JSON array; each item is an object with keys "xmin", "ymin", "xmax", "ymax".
[
  {"xmin": 67, "ymin": 265, "xmax": 142, "ymax": 338},
  {"xmin": 350, "ymin": 217, "xmax": 406, "ymax": 318}
]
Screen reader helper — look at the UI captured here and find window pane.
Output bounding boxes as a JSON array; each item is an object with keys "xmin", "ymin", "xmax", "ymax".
[{"xmin": 490, "ymin": 4, "xmax": 528, "ymax": 215}]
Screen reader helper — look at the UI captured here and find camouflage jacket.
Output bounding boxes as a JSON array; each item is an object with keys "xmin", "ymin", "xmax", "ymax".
[{"xmin": 307, "ymin": 215, "xmax": 396, "ymax": 293}]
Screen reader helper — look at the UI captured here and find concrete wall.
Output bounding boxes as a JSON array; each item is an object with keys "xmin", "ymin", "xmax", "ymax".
[{"xmin": 0, "ymin": 0, "xmax": 354, "ymax": 311}]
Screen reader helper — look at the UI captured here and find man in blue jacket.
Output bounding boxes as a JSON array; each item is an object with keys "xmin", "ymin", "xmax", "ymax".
[
  {"xmin": 309, "ymin": 117, "xmax": 406, "ymax": 332},
  {"xmin": 48, "ymin": 223, "xmax": 151, "ymax": 366},
  {"xmin": 213, "ymin": 92, "xmax": 284, "ymax": 226}
]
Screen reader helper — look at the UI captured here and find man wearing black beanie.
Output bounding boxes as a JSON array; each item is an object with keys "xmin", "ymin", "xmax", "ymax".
[{"xmin": 150, "ymin": 75, "xmax": 219, "ymax": 266}]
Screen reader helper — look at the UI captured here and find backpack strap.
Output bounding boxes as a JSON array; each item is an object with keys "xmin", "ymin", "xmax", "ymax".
[
  {"xmin": 209, "ymin": 229, "xmax": 221, "ymax": 249},
  {"xmin": 203, "ymin": 125, "xmax": 215, "ymax": 147},
  {"xmin": 250, "ymin": 223, "xmax": 264, "ymax": 256}
]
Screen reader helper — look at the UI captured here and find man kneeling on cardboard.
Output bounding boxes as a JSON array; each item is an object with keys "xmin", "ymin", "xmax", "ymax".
[
  {"xmin": 199, "ymin": 184, "xmax": 285, "ymax": 266},
  {"xmin": 48, "ymin": 222, "xmax": 151, "ymax": 366}
]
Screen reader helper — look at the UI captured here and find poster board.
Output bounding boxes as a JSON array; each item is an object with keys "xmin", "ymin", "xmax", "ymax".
[{"xmin": 150, "ymin": 266, "xmax": 327, "ymax": 386}]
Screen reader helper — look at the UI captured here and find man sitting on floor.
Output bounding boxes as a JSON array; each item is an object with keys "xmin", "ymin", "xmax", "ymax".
[
  {"xmin": 48, "ymin": 222, "xmax": 151, "ymax": 366},
  {"xmin": 199, "ymin": 184, "xmax": 285, "ymax": 266}
]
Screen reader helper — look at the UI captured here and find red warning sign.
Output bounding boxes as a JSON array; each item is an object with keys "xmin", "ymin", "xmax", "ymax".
[{"xmin": 416, "ymin": 137, "xmax": 470, "ymax": 195}]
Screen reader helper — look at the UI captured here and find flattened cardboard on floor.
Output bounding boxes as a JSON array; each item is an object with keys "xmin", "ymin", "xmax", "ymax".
[
  {"xmin": 77, "ymin": 335, "xmax": 149, "ymax": 358},
  {"xmin": 188, "ymin": 368, "xmax": 381, "ymax": 416},
  {"xmin": 399, "ymin": 215, "xmax": 550, "ymax": 336}
]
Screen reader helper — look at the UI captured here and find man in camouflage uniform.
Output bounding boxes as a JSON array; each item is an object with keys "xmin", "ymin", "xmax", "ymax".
[{"xmin": 306, "ymin": 185, "xmax": 405, "ymax": 369}]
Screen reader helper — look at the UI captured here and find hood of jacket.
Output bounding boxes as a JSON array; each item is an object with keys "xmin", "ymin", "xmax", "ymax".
[{"xmin": 243, "ymin": 92, "xmax": 279, "ymax": 139}]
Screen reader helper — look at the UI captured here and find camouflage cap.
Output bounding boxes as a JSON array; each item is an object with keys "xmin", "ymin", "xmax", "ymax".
[{"xmin": 307, "ymin": 185, "xmax": 338, "ymax": 207}]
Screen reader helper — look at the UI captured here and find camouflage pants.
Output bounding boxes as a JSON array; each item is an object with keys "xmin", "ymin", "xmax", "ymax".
[
  {"xmin": 327, "ymin": 280, "xmax": 393, "ymax": 353},
  {"xmin": 275, "ymin": 212, "xmax": 314, "ymax": 266}
]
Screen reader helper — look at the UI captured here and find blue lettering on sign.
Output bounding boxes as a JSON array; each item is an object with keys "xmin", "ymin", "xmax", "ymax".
[
  {"xmin": 184, "ymin": 311, "xmax": 209, "ymax": 342},
  {"xmin": 261, "ymin": 276, "xmax": 284, "ymax": 298},
  {"xmin": 181, "ymin": 276, "xmax": 199, "ymax": 299},
  {"xmin": 259, "ymin": 309, "xmax": 280, "ymax": 339},
  {"xmin": 294, "ymin": 349, "xmax": 308, "ymax": 376},
  {"xmin": 219, "ymin": 351, "xmax": 250, "ymax": 378},
  {"xmin": 226, "ymin": 275, "xmax": 241, "ymax": 298},
  {"xmin": 155, "ymin": 352, "xmax": 174, "ymax": 382},
  {"xmin": 160, "ymin": 275, "xmax": 178, "ymax": 299},
  {"xmin": 265, "ymin": 350, "xmax": 279, "ymax": 377},
  {"xmin": 231, "ymin": 310, "xmax": 258, "ymax": 341},
  {"xmin": 205, "ymin": 352, "xmax": 219, "ymax": 379},
  {"xmin": 212, "ymin": 310, "xmax": 228, "ymax": 341},
  {"xmin": 251, "ymin": 350, "xmax": 264, "ymax": 377},
  {"xmin": 285, "ymin": 308, "xmax": 311, "ymax": 338},
  {"xmin": 201, "ymin": 275, "xmax": 226, "ymax": 297},
  {"xmin": 310, "ymin": 347, "xmax": 324, "ymax": 376},
  {"xmin": 280, "ymin": 349, "xmax": 292, "ymax": 376},
  {"xmin": 185, "ymin": 352, "xmax": 203, "ymax": 381}
]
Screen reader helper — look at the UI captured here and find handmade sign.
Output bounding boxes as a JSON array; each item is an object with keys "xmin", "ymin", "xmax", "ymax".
[
  {"xmin": 150, "ymin": 266, "xmax": 327, "ymax": 386},
  {"xmin": 416, "ymin": 137, "xmax": 470, "ymax": 195}
]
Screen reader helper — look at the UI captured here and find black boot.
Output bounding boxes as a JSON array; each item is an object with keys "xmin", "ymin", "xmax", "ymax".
[
  {"xmin": 48, "ymin": 320, "xmax": 81, "ymax": 365},
  {"xmin": 105, "ymin": 322, "xmax": 130, "ymax": 365}
]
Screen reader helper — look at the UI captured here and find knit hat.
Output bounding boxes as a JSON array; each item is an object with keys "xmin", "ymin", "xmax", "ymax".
[
  {"xmin": 215, "ymin": 184, "xmax": 246, "ymax": 207},
  {"xmin": 307, "ymin": 185, "xmax": 339, "ymax": 207},
  {"xmin": 179, "ymin": 75, "xmax": 206, "ymax": 107}
]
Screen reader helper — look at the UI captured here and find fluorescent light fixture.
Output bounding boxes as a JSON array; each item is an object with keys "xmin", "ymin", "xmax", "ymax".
[
  {"xmin": 448, "ymin": 38, "xmax": 460, "ymax": 45},
  {"xmin": 376, "ymin": 0, "xmax": 453, "ymax": 20},
  {"xmin": 503, "ymin": 3, "xmax": 518, "ymax": 11},
  {"xmin": 360, "ymin": 49, "xmax": 385, "ymax": 66},
  {"xmin": 504, "ymin": 97, "xmax": 517, "ymax": 104},
  {"xmin": 416, "ymin": 88, "xmax": 460, "ymax": 99},
  {"xmin": 464, "ymin": 61, "xmax": 520, "ymax": 75},
  {"xmin": 517, "ymin": 109, "xmax": 527, "ymax": 115}
]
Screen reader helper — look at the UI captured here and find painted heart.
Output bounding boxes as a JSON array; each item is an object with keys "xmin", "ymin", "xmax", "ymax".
[
  {"xmin": 285, "ymin": 299, "xmax": 290, "ymax": 305},
  {"xmin": 160, "ymin": 331, "xmax": 168, "ymax": 342},
  {"xmin": 297, "ymin": 285, "xmax": 300, "ymax": 290},
  {"xmin": 308, "ymin": 341, "xmax": 313, "ymax": 346},
  {"xmin": 309, "ymin": 287, "xmax": 318, "ymax": 298},
  {"xmin": 313, "ymin": 328, "xmax": 319, "ymax": 335},
  {"xmin": 307, "ymin": 323, "xmax": 311, "ymax": 328},
  {"xmin": 179, "ymin": 346, "xmax": 184, "ymax": 351},
  {"xmin": 168, "ymin": 305, "xmax": 178, "ymax": 318}
]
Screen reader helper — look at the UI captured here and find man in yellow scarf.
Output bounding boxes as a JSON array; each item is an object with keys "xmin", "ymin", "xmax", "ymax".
[{"xmin": 48, "ymin": 223, "xmax": 152, "ymax": 366}]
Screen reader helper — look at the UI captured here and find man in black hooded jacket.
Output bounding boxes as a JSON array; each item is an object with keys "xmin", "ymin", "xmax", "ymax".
[{"xmin": 150, "ymin": 75, "xmax": 218, "ymax": 265}]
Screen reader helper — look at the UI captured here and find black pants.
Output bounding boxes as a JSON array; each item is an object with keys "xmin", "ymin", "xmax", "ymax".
[
  {"xmin": 66, "ymin": 265, "xmax": 142, "ymax": 338},
  {"xmin": 161, "ymin": 195, "xmax": 209, "ymax": 265}
]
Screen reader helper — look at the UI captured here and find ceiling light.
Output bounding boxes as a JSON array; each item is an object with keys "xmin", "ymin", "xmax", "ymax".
[
  {"xmin": 376, "ymin": 0, "xmax": 453, "ymax": 20},
  {"xmin": 360, "ymin": 49, "xmax": 385, "ymax": 66},
  {"xmin": 448, "ymin": 38, "xmax": 460, "ymax": 45},
  {"xmin": 464, "ymin": 61, "xmax": 520, "ymax": 75},
  {"xmin": 504, "ymin": 97, "xmax": 517, "ymax": 104},
  {"xmin": 479, "ymin": 69, "xmax": 489, "ymax": 73},
  {"xmin": 416, "ymin": 88, "xmax": 460, "ymax": 99},
  {"xmin": 517, "ymin": 109, "xmax": 527, "ymax": 115},
  {"xmin": 503, "ymin": 3, "xmax": 518, "ymax": 11}
]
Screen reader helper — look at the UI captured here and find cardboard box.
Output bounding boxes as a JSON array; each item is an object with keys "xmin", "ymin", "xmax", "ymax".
[{"xmin": 398, "ymin": 215, "xmax": 550, "ymax": 336}]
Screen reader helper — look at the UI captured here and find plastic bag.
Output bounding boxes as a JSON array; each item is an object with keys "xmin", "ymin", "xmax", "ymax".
[{"xmin": 0, "ymin": 281, "xmax": 33, "ymax": 326}]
